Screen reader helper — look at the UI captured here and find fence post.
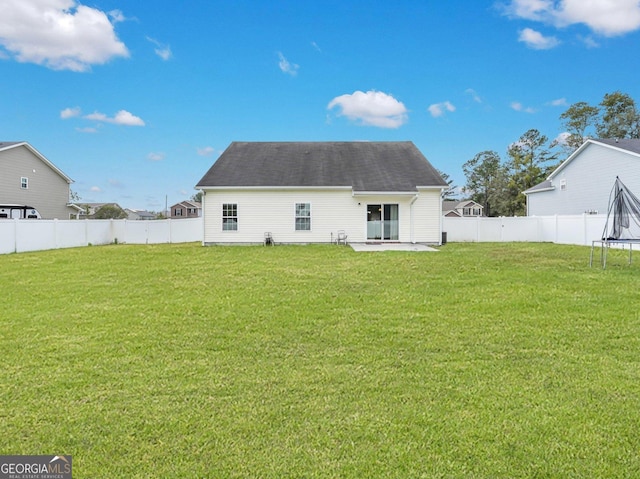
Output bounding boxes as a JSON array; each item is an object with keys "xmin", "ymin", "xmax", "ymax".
[
  {"xmin": 13, "ymin": 218, "xmax": 18, "ymax": 253},
  {"xmin": 53, "ymin": 218, "xmax": 58, "ymax": 249}
]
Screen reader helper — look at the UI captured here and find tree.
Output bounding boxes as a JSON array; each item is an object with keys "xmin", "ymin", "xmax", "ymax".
[
  {"xmin": 69, "ymin": 189, "xmax": 81, "ymax": 202},
  {"xmin": 93, "ymin": 204, "xmax": 127, "ymax": 219},
  {"xmin": 558, "ymin": 101, "xmax": 599, "ymax": 150},
  {"xmin": 596, "ymin": 91, "xmax": 640, "ymax": 139},
  {"xmin": 437, "ymin": 169, "xmax": 458, "ymax": 199},
  {"xmin": 462, "ymin": 150, "xmax": 508, "ymax": 217},
  {"xmin": 505, "ymin": 129, "xmax": 558, "ymax": 216},
  {"xmin": 191, "ymin": 191, "xmax": 203, "ymax": 202}
]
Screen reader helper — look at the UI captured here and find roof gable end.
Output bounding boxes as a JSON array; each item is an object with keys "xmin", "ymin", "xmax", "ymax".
[
  {"xmin": 0, "ymin": 141, "xmax": 73, "ymax": 183},
  {"xmin": 549, "ymin": 139, "xmax": 640, "ymax": 180}
]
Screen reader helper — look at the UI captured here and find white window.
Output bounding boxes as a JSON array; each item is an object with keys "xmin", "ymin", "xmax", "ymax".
[
  {"xmin": 295, "ymin": 203, "xmax": 311, "ymax": 231},
  {"xmin": 174, "ymin": 208, "xmax": 183, "ymax": 216},
  {"xmin": 222, "ymin": 203, "xmax": 238, "ymax": 231},
  {"xmin": 21, "ymin": 177, "xmax": 28, "ymax": 189}
]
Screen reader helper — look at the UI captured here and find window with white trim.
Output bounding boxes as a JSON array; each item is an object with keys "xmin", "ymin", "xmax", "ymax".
[
  {"xmin": 295, "ymin": 203, "xmax": 311, "ymax": 231},
  {"xmin": 21, "ymin": 177, "xmax": 28, "ymax": 189},
  {"xmin": 222, "ymin": 203, "xmax": 238, "ymax": 231}
]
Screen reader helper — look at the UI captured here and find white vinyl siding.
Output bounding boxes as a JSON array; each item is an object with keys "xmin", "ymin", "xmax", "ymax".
[
  {"xmin": 527, "ymin": 142, "xmax": 640, "ymax": 216},
  {"xmin": 202, "ymin": 188, "xmax": 442, "ymax": 244},
  {"xmin": 411, "ymin": 189, "xmax": 443, "ymax": 243},
  {"xmin": 0, "ymin": 144, "xmax": 72, "ymax": 219}
]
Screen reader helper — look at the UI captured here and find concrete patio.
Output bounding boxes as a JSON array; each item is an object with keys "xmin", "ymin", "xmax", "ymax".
[{"xmin": 349, "ymin": 243, "xmax": 439, "ymax": 252}]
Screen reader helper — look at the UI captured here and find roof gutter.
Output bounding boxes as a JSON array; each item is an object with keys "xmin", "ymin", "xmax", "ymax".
[{"xmin": 352, "ymin": 191, "xmax": 418, "ymax": 197}]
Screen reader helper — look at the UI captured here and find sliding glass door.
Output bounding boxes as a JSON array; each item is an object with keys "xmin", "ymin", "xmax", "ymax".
[{"xmin": 367, "ymin": 204, "xmax": 399, "ymax": 240}]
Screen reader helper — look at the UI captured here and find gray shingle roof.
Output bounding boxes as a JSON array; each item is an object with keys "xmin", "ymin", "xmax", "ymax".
[
  {"xmin": 595, "ymin": 138, "xmax": 640, "ymax": 155},
  {"xmin": 523, "ymin": 179, "xmax": 553, "ymax": 194},
  {"xmin": 0, "ymin": 141, "xmax": 23, "ymax": 149},
  {"xmin": 196, "ymin": 141, "xmax": 447, "ymax": 192}
]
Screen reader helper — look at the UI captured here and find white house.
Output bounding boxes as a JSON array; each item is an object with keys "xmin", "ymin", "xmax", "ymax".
[
  {"xmin": 524, "ymin": 138, "xmax": 640, "ymax": 216},
  {"xmin": 195, "ymin": 142, "xmax": 447, "ymax": 245}
]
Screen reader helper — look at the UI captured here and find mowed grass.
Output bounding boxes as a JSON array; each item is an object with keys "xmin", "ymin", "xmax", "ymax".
[{"xmin": 1, "ymin": 242, "xmax": 639, "ymax": 478}]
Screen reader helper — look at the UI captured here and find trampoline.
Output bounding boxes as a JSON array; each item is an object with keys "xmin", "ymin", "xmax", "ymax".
[{"xmin": 590, "ymin": 177, "xmax": 640, "ymax": 269}]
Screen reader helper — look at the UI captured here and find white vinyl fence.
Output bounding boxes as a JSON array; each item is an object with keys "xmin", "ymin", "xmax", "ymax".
[
  {"xmin": 0, "ymin": 214, "xmax": 609, "ymax": 255},
  {"xmin": 0, "ymin": 218, "xmax": 202, "ymax": 254},
  {"xmin": 443, "ymin": 214, "xmax": 607, "ymax": 246}
]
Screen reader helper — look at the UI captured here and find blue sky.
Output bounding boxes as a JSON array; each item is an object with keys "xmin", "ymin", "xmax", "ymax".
[{"xmin": 1, "ymin": 0, "xmax": 640, "ymax": 211}]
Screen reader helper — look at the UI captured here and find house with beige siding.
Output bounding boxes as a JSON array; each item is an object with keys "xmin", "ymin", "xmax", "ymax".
[
  {"xmin": 195, "ymin": 142, "xmax": 447, "ymax": 245},
  {"xmin": 170, "ymin": 200, "xmax": 202, "ymax": 219},
  {"xmin": 0, "ymin": 141, "xmax": 80, "ymax": 219},
  {"xmin": 524, "ymin": 138, "xmax": 640, "ymax": 216}
]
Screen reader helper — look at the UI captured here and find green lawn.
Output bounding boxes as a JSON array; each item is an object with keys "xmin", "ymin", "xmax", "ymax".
[{"xmin": 1, "ymin": 242, "xmax": 639, "ymax": 478}]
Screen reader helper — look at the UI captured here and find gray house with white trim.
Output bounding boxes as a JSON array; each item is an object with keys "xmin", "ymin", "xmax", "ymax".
[
  {"xmin": 0, "ymin": 141, "xmax": 80, "ymax": 219},
  {"xmin": 196, "ymin": 141, "xmax": 447, "ymax": 245},
  {"xmin": 524, "ymin": 138, "xmax": 640, "ymax": 216}
]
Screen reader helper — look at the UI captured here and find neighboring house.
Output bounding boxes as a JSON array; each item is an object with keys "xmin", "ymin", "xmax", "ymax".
[
  {"xmin": 0, "ymin": 141, "xmax": 81, "ymax": 219},
  {"xmin": 125, "ymin": 208, "xmax": 156, "ymax": 220},
  {"xmin": 524, "ymin": 138, "xmax": 640, "ymax": 216},
  {"xmin": 442, "ymin": 200, "xmax": 484, "ymax": 217},
  {"xmin": 195, "ymin": 141, "xmax": 447, "ymax": 245},
  {"xmin": 170, "ymin": 200, "xmax": 201, "ymax": 219},
  {"xmin": 76, "ymin": 202, "xmax": 126, "ymax": 219}
]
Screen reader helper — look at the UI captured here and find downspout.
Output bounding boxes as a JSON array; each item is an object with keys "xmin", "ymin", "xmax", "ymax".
[
  {"xmin": 409, "ymin": 194, "xmax": 419, "ymax": 243},
  {"xmin": 439, "ymin": 188, "xmax": 445, "ymax": 245},
  {"xmin": 201, "ymin": 190, "xmax": 206, "ymax": 246}
]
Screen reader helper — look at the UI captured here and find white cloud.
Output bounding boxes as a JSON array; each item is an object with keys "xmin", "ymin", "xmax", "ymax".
[
  {"xmin": 147, "ymin": 152, "xmax": 165, "ymax": 162},
  {"xmin": 578, "ymin": 35, "xmax": 600, "ymax": 48},
  {"xmin": 549, "ymin": 97, "xmax": 567, "ymax": 106},
  {"xmin": 518, "ymin": 28, "xmax": 560, "ymax": 49},
  {"xmin": 75, "ymin": 126, "xmax": 97, "ymax": 133},
  {"xmin": 428, "ymin": 101, "xmax": 456, "ymax": 118},
  {"xmin": 311, "ymin": 41, "xmax": 321, "ymax": 52},
  {"xmin": 510, "ymin": 101, "xmax": 537, "ymax": 113},
  {"xmin": 147, "ymin": 36, "xmax": 172, "ymax": 61},
  {"xmin": 90, "ymin": 186, "xmax": 102, "ymax": 192},
  {"xmin": 465, "ymin": 88, "xmax": 482, "ymax": 103},
  {"xmin": 557, "ymin": 0, "xmax": 640, "ymax": 36},
  {"xmin": 277, "ymin": 52, "xmax": 299, "ymax": 76},
  {"xmin": 503, "ymin": 0, "xmax": 640, "ymax": 37},
  {"xmin": 108, "ymin": 9, "xmax": 126, "ymax": 23},
  {"xmin": 554, "ymin": 131, "xmax": 571, "ymax": 145},
  {"xmin": 197, "ymin": 146, "xmax": 216, "ymax": 157},
  {"xmin": 60, "ymin": 106, "xmax": 81, "ymax": 119},
  {"xmin": 108, "ymin": 179, "xmax": 124, "ymax": 188},
  {"xmin": 0, "ymin": 0, "xmax": 129, "ymax": 71},
  {"xmin": 327, "ymin": 90, "xmax": 408, "ymax": 129},
  {"xmin": 502, "ymin": 0, "xmax": 551, "ymax": 21},
  {"xmin": 84, "ymin": 110, "xmax": 145, "ymax": 126}
]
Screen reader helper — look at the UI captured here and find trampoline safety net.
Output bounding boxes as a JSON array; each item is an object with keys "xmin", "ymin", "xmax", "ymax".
[{"xmin": 602, "ymin": 176, "xmax": 640, "ymax": 240}]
